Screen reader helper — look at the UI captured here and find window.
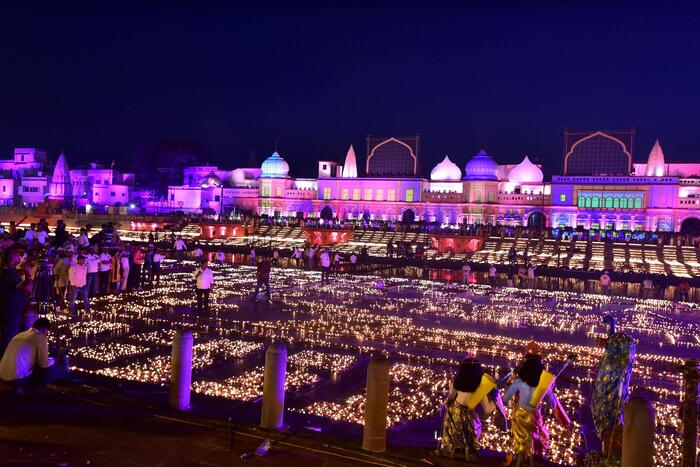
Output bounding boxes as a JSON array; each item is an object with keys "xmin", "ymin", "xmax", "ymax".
[
  {"xmin": 111, "ymin": 191, "xmax": 116, "ymax": 197},
  {"xmin": 341, "ymin": 188, "xmax": 349, "ymax": 200},
  {"xmin": 322, "ymin": 164, "xmax": 327, "ymax": 170},
  {"xmin": 591, "ymin": 197, "xmax": 599, "ymax": 208},
  {"xmin": 2, "ymin": 186, "xmax": 5, "ymax": 193},
  {"xmin": 376, "ymin": 189, "xmax": 384, "ymax": 201},
  {"xmin": 170, "ymin": 194, "xmax": 175, "ymax": 201},
  {"xmin": 488, "ymin": 191, "xmax": 494, "ymax": 202},
  {"xmin": 364, "ymin": 189, "xmax": 372, "ymax": 201},
  {"xmin": 352, "ymin": 188, "xmax": 360, "ymax": 200},
  {"xmin": 95, "ymin": 180, "xmax": 101, "ymax": 185},
  {"xmin": 585, "ymin": 197, "xmax": 591, "ymax": 208},
  {"xmin": 474, "ymin": 192, "xmax": 481, "ymax": 202},
  {"xmin": 560, "ymin": 194, "xmax": 567, "ymax": 202},
  {"xmin": 405, "ymin": 189, "xmax": 414, "ymax": 202},
  {"xmin": 613, "ymin": 198, "xmax": 619, "ymax": 209},
  {"xmin": 214, "ymin": 195, "xmax": 220, "ymax": 201},
  {"xmin": 261, "ymin": 182, "xmax": 270, "ymax": 197},
  {"xmin": 620, "ymin": 198, "xmax": 627, "ymax": 209},
  {"xmin": 323, "ymin": 188, "xmax": 331, "ymax": 200},
  {"xmin": 578, "ymin": 196, "xmax": 585, "ymax": 207},
  {"xmin": 388, "ymin": 189, "xmax": 396, "ymax": 202},
  {"xmin": 605, "ymin": 197, "xmax": 613, "ymax": 208},
  {"xmin": 276, "ymin": 187, "xmax": 282, "ymax": 197},
  {"xmin": 634, "ymin": 198, "xmax": 642, "ymax": 209}
]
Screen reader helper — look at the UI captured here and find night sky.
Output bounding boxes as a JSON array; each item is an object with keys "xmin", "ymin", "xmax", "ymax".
[{"xmin": 1, "ymin": 2, "xmax": 699, "ymax": 178}]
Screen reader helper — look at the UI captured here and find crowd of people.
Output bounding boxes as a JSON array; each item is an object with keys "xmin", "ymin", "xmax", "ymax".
[{"xmin": 0, "ymin": 219, "xmax": 173, "ymax": 389}]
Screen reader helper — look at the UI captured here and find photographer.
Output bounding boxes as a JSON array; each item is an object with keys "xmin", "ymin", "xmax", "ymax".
[{"xmin": 0, "ymin": 247, "xmax": 34, "ymax": 358}]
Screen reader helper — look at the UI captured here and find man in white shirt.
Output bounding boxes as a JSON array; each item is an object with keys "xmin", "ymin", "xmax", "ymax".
[
  {"xmin": 175, "ymin": 237, "xmax": 186, "ymax": 262},
  {"xmin": 23, "ymin": 224, "xmax": 36, "ymax": 244},
  {"xmin": 193, "ymin": 260, "xmax": 213, "ymax": 316},
  {"xmin": 320, "ymin": 249, "xmax": 331, "ymax": 283},
  {"xmin": 36, "ymin": 228, "xmax": 49, "ymax": 246},
  {"xmin": 78, "ymin": 228, "xmax": 90, "ymax": 248},
  {"xmin": 150, "ymin": 250, "xmax": 165, "ymax": 286},
  {"xmin": 642, "ymin": 277, "xmax": 654, "ymax": 298},
  {"xmin": 349, "ymin": 252, "xmax": 358, "ymax": 273},
  {"xmin": 333, "ymin": 252, "xmax": 341, "ymax": 272},
  {"xmin": 68, "ymin": 255, "xmax": 90, "ymax": 317},
  {"xmin": 294, "ymin": 247, "xmax": 303, "ymax": 268},
  {"xmin": 85, "ymin": 245, "xmax": 101, "ymax": 295},
  {"xmin": 600, "ymin": 271, "xmax": 612, "ymax": 295},
  {"xmin": 527, "ymin": 265, "xmax": 536, "ymax": 289},
  {"xmin": 462, "ymin": 262, "xmax": 471, "ymax": 284},
  {"xmin": 488, "ymin": 264, "xmax": 497, "ymax": 286},
  {"xmin": 98, "ymin": 247, "xmax": 112, "ymax": 294},
  {"xmin": 0, "ymin": 318, "xmax": 67, "ymax": 386}
]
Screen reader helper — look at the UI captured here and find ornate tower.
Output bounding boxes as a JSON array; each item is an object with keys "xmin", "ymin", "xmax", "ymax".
[
  {"xmin": 341, "ymin": 145, "xmax": 358, "ymax": 178},
  {"xmin": 48, "ymin": 152, "xmax": 73, "ymax": 203},
  {"xmin": 645, "ymin": 139, "xmax": 666, "ymax": 177}
]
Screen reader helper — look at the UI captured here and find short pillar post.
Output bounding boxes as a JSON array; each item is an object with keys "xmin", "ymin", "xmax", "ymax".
[
  {"xmin": 680, "ymin": 358, "xmax": 699, "ymax": 467},
  {"xmin": 621, "ymin": 396, "xmax": 655, "ymax": 467},
  {"xmin": 169, "ymin": 329, "xmax": 194, "ymax": 410},
  {"xmin": 261, "ymin": 342, "xmax": 287, "ymax": 430},
  {"xmin": 362, "ymin": 356, "xmax": 390, "ymax": 452}
]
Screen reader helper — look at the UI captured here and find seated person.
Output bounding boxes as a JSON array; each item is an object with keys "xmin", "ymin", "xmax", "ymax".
[{"xmin": 0, "ymin": 318, "xmax": 68, "ymax": 387}]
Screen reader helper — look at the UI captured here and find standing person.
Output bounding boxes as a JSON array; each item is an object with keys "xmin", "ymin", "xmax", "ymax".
[
  {"xmin": 502, "ymin": 343, "xmax": 569, "ymax": 466},
  {"xmin": 333, "ymin": 251, "xmax": 342, "ymax": 273},
  {"xmin": 53, "ymin": 220, "xmax": 68, "ymax": 247},
  {"xmin": 599, "ymin": 271, "xmax": 611, "ymax": 295},
  {"xmin": 320, "ymin": 249, "xmax": 331, "ymax": 284},
  {"xmin": 488, "ymin": 264, "xmax": 497, "ymax": 286},
  {"xmin": 254, "ymin": 257, "xmax": 272, "ymax": 302},
  {"xmin": 294, "ymin": 247, "xmax": 303, "ymax": 268},
  {"xmin": 350, "ymin": 252, "xmax": 358, "ymax": 273},
  {"xmin": 120, "ymin": 246, "xmax": 131, "ymax": 292},
  {"xmin": 462, "ymin": 262, "xmax": 471, "ymax": 284},
  {"xmin": 175, "ymin": 236, "xmax": 187, "ymax": 262},
  {"xmin": 53, "ymin": 248, "xmax": 75, "ymax": 309},
  {"xmin": 78, "ymin": 228, "xmax": 90, "ymax": 249},
  {"xmin": 110, "ymin": 248, "xmax": 123, "ymax": 292},
  {"xmin": 249, "ymin": 245, "xmax": 256, "ymax": 266},
  {"xmin": 305, "ymin": 245, "xmax": 315, "ymax": 269},
  {"xmin": 23, "ymin": 224, "xmax": 36, "ymax": 244},
  {"xmin": 527, "ymin": 265, "xmax": 536, "ymax": 289},
  {"xmin": 194, "ymin": 246, "xmax": 203, "ymax": 262},
  {"xmin": 143, "ymin": 245, "xmax": 154, "ymax": 287},
  {"xmin": 591, "ymin": 316, "xmax": 636, "ymax": 461},
  {"xmin": 272, "ymin": 248, "xmax": 280, "ymax": 265},
  {"xmin": 0, "ymin": 248, "xmax": 33, "ymax": 357},
  {"xmin": 68, "ymin": 255, "xmax": 90, "ymax": 318},
  {"xmin": 642, "ymin": 277, "xmax": 653, "ymax": 298},
  {"xmin": 131, "ymin": 246, "xmax": 143, "ymax": 290},
  {"xmin": 150, "ymin": 249, "xmax": 165, "ymax": 286},
  {"xmin": 434, "ymin": 356, "xmax": 498, "ymax": 461},
  {"xmin": 36, "ymin": 226, "xmax": 49, "ymax": 246},
  {"xmin": 678, "ymin": 279, "xmax": 690, "ymax": 301},
  {"xmin": 193, "ymin": 260, "xmax": 213, "ymax": 316},
  {"xmin": 98, "ymin": 247, "xmax": 112, "ymax": 293},
  {"xmin": 216, "ymin": 250, "xmax": 225, "ymax": 265},
  {"xmin": 517, "ymin": 265, "xmax": 527, "ymax": 288},
  {"xmin": 85, "ymin": 245, "xmax": 100, "ymax": 294}
]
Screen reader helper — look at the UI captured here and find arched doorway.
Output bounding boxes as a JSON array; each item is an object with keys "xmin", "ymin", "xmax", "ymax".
[
  {"xmin": 680, "ymin": 217, "xmax": 700, "ymax": 234},
  {"xmin": 320, "ymin": 206, "xmax": 334, "ymax": 220},
  {"xmin": 527, "ymin": 211, "xmax": 545, "ymax": 229},
  {"xmin": 401, "ymin": 209, "xmax": 416, "ymax": 223}
]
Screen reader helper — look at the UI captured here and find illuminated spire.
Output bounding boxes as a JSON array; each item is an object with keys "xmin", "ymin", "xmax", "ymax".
[
  {"xmin": 645, "ymin": 139, "xmax": 666, "ymax": 177},
  {"xmin": 49, "ymin": 151, "xmax": 72, "ymax": 201},
  {"xmin": 342, "ymin": 144, "xmax": 358, "ymax": 178}
]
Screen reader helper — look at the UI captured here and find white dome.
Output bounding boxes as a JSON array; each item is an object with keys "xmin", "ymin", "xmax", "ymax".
[
  {"xmin": 430, "ymin": 155, "xmax": 462, "ymax": 181},
  {"xmin": 508, "ymin": 155, "xmax": 543, "ymax": 183},
  {"xmin": 260, "ymin": 151, "xmax": 290, "ymax": 178}
]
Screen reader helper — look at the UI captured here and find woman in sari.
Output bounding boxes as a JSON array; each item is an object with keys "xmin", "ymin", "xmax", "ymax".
[
  {"xmin": 435, "ymin": 356, "xmax": 497, "ymax": 461},
  {"xmin": 502, "ymin": 342, "xmax": 567, "ymax": 466}
]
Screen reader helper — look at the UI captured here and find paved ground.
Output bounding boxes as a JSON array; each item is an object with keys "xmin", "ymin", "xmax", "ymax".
[{"xmin": 0, "ymin": 383, "xmax": 421, "ymax": 467}]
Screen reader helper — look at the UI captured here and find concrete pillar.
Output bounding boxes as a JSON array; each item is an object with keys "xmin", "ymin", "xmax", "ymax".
[
  {"xmin": 362, "ymin": 356, "xmax": 390, "ymax": 453},
  {"xmin": 169, "ymin": 329, "xmax": 193, "ymax": 411},
  {"xmin": 680, "ymin": 359, "xmax": 699, "ymax": 467},
  {"xmin": 621, "ymin": 396, "xmax": 655, "ymax": 467},
  {"xmin": 260, "ymin": 342, "xmax": 287, "ymax": 430}
]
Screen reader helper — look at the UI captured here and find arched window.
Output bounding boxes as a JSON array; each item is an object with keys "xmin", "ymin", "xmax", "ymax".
[
  {"xmin": 578, "ymin": 196, "xmax": 585, "ymax": 207},
  {"xmin": 585, "ymin": 197, "xmax": 591, "ymax": 208},
  {"xmin": 605, "ymin": 197, "xmax": 613, "ymax": 208},
  {"xmin": 634, "ymin": 198, "xmax": 642, "ymax": 209},
  {"xmin": 620, "ymin": 197, "xmax": 627, "ymax": 209},
  {"xmin": 592, "ymin": 197, "xmax": 599, "ymax": 208},
  {"xmin": 613, "ymin": 197, "xmax": 620, "ymax": 209}
]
